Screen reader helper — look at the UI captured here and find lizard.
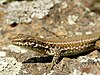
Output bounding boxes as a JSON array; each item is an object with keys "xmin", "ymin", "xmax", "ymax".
[{"xmin": 11, "ymin": 31, "xmax": 100, "ymax": 69}]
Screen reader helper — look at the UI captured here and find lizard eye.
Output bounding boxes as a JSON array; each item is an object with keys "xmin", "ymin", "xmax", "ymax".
[{"xmin": 22, "ymin": 40, "xmax": 27, "ymax": 42}]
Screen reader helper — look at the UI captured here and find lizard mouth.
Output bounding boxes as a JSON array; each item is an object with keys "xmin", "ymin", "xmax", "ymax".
[
  {"xmin": 11, "ymin": 34, "xmax": 26, "ymax": 44},
  {"xmin": 11, "ymin": 37, "xmax": 24, "ymax": 46},
  {"xmin": 11, "ymin": 39, "xmax": 22, "ymax": 46}
]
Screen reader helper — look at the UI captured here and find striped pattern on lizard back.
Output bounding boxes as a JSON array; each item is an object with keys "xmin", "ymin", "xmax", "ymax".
[{"xmin": 11, "ymin": 32, "xmax": 100, "ymax": 56}]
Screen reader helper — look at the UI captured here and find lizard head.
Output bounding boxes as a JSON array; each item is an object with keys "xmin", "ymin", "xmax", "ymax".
[{"xmin": 11, "ymin": 34, "xmax": 36, "ymax": 47}]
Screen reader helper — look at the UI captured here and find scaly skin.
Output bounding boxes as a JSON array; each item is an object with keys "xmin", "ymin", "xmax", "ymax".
[{"xmin": 11, "ymin": 32, "xmax": 100, "ymax": 69}]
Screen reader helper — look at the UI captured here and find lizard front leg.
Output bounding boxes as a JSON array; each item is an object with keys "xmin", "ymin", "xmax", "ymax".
[{"xmin": 49, "ymin": 48, "xmax": 62, "ymax": 70}]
